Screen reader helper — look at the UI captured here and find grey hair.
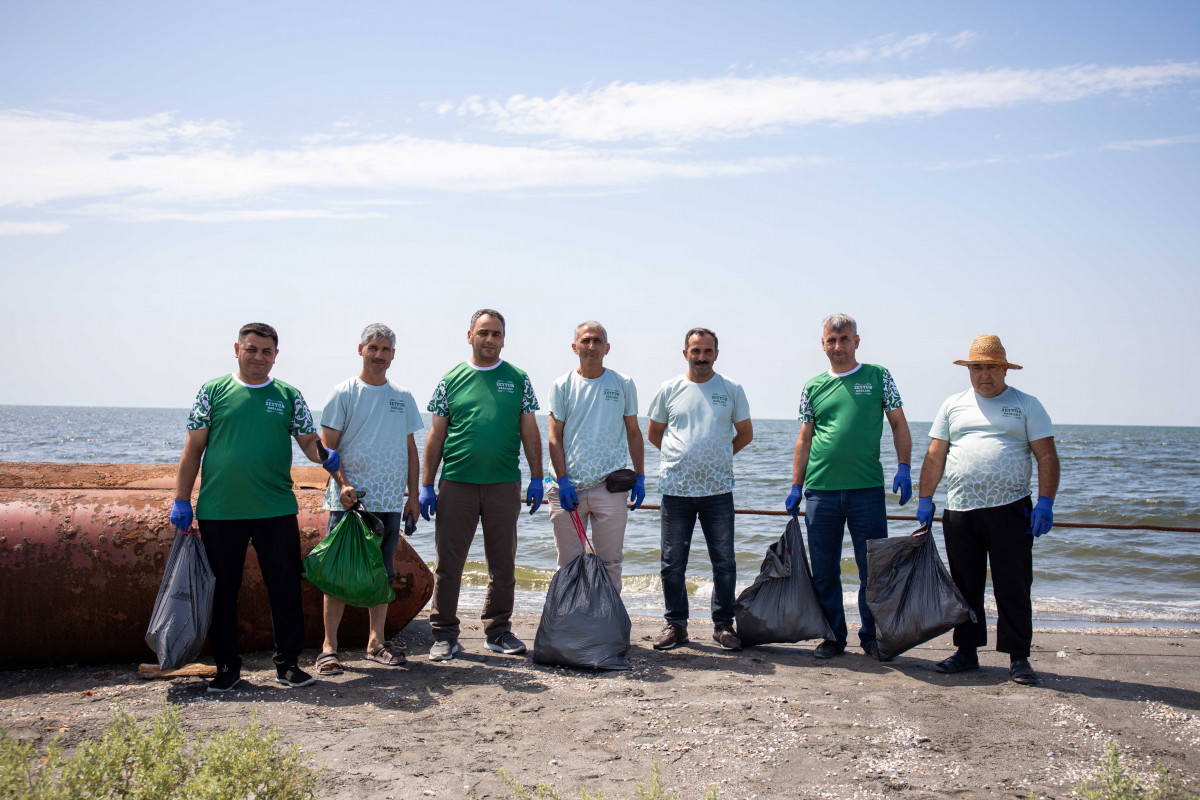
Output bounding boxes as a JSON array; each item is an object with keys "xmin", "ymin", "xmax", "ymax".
[
  {"xmin": 574, "ymin": 320, "xmax": 608, "ymax": 343},
  {"xmin": 470, "ymin": 308, "xmax": 505, "ymax": 331},
  {"xmin": 822, "ymin": 313, "xmax": 857, "ymax": 335},
  {"xmin": 360, "ymin": 323, "xmax": 396, "ymax": 347}
]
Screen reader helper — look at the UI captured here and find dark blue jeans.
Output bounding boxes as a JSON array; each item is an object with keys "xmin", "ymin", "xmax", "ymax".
[
  {"xmin": 804, "ymin": 486, "xmax": 887, "ymax": 647},
  {"xmin": 660, "ymin": 493, "xmax": 737, "ymax": 627}
]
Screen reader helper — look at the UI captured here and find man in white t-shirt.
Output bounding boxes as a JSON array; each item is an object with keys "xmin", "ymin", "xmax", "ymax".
[
  {"xmin": 917, "ymin": 335, "xmax": 1060, "ymax": 685},
  {"xmin": 315, "ymin": 323, "xmax": 424, "ymax": 676},
  {"xmin": 547, "ymin": 321, "xmax": 646, "ymax": 593},
  {"xmin": 647, "ymin": 328, "xmax": 753, "ymax": 652}
]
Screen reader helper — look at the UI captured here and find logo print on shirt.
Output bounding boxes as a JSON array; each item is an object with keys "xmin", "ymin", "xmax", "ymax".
[
  {"xmin": 389, "ymin": 399, "xmax": 406, "ymax": 413},
  {"xmin": 264, "ymin": 399, "xmax": 286, "ymax": 415},
  {"xmin": 603, "ymin": 389, "xmax": 621, "ymax": 402},
  {"xmin": 496, "ymin": 380, "xmax": 515, "ymax": 394},
  {"xmin": 853, "ymin": 383, "xmax": 874, "ymax": 396},
  {"xmin": 1001, "ymin": 406, "xmax": 1023, "ymax": 419},
  {"xmin": 710, "ymin": 393, "xmax": 728, "ymax": 407}
]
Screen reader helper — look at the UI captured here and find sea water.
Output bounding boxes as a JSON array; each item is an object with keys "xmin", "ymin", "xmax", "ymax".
[{"xmin": 2, "ymin": 405, "xmax": 1197, "ymax": 628}]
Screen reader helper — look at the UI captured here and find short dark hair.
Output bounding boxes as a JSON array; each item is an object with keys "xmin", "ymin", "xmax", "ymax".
[
  {"xmin": 470, "ymin": 308, "xmax": 505, "ymax": 332},
  {"xmin": 238, "ymin": 322, "xmax": 278, "ymax": 347},
  {"xmin": 684, "ymin": 327, "xmax": 718, "ymax": 350}
]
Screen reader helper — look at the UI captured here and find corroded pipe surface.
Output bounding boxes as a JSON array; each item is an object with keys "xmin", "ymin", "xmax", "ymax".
[{"xmin": 0, "ymin": 463, "xmax": 433, "ymax": 669}]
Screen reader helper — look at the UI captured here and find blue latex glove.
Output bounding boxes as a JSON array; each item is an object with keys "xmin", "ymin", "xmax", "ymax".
[
  {"xmin": 321, "ymin": 448, "xmax": 340, "ymax": 474},
  {"xmin": 170, "ymin": 499, "xmax": 193, "ymax": 532},
  {"xmin": 892, "ymin": 464, "xmax": 912, "ymax": 505},
  {"xmin": 1029, "ymin": 496, "xmax": 1054, "ymax": 537},
  {"xmin": 526, "ymin": 478, "xmax": 544, "ymax": 514},
  {"xmin": 556, "ymin": 475, "xmax": 579, "ymax": 512},
  {"xmin": 784, "ymin": 484, "xmax": 803, "ymax": 516},
  {"xmin": 630, "ymin": 474, "xmax": 646, "ymax": 511},
  {"xmin": 916, "ymin": 497, "xmax": 935, "ymax": 529},
  {"xmin": 418, "ymin": 485, "xmax": 437, "ymax": 520}
]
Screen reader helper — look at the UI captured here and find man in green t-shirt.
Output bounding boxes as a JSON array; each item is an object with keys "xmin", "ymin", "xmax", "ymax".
[
  {"xmin": 171, "ymin": 322, "xmax": 341, "ymax": 692},
  {"xmin": 419, "ymin": 309, "xmax": 544, "ymax": 661},
  {"xmin": 783, "ymin": 314, "xmax": 913, "ymax": 661}
]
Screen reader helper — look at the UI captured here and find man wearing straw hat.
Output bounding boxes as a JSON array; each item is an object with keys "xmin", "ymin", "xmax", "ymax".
[{"xmin": 916, "ymin": 334, "xmax": 1060, "ymax": 685}]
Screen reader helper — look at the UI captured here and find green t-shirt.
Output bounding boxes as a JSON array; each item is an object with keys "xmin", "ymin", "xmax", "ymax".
[
  {"xmin": 427, "ymin": 360, "xmax": 539, "ymax": 484},
  {"xmin": 187, "ymin": 374, "xmax": 316, "ymax": 520},
  {"xmin": 799, "ymin": 363, "xmax": 902, "ymax": 491}
]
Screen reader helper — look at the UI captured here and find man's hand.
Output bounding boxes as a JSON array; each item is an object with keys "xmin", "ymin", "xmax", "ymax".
[
  {"xmin": 917, "ymin": 497, "xmax": 934, "ymax": 529},
  {"xmin": 418, "ymin": 485, "xmax": 437, "ymax": 520},
  {"xmin": 404, "ymin": 497, "xmax": 421, "ymax": 531},
  {"xmin": 339, "ymin": 485, "xmax": 357, "ymax": 511},
  {"xmin": 527, "ymin": 479, "xmax": 544, "ymax": 514},
  {"xmin": 892, "ymin": 464, "xmax": 912, "ymax": 505},
  {"xmin": 321, "ymin": 448, "xmax": 340, "ymax": 474},
  {"xmin": 630, "ymin": 474, "xmax": 646, "ymax": 511},
  {"xmin": 170, "ymin": 499, "xmax": 194, "ymax": 532},
  {"xmin": 556, "ymin": 475, "xmax": 579, "ymax": 513},
  {"xmin": 784, "ymin": 484, "xmax": 803, "ymax": 516},
  {"xmin": 1029, "ymin": 496, "xmax": 1054, "ymax": 537}
]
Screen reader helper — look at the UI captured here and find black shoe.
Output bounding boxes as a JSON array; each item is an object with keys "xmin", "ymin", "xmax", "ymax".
[
  {"xmin": 276, "ymin": 666, "xmax": 316, "ymax": 688},
  {"xmin": 813, "ymin": 640, "xmax": 845, "ymax": 659},
  {"xmin": 933, "ymin": 649, "xmax": 980, "ymax": 674},
  {"xmin": 207, "ymin": 665, "xmax": 242, "ymax": 693},
  {"xmin": 485, "ymin": 632, "xmax": 527, "ymax": 655},
  {"xmin": 863, "ymin": 640, "xmax": 891, "ymax": 662},
  {"xmin": 653, "ymin": 624, "xmax": 689, "ymax": 651},
  {"xmin": 1009, "ymin": 657, "xmax": 1039, "ymax": 685},
  {"xmin": 712, "ymin": 625, "xmax": 742, "ymax": 651}
]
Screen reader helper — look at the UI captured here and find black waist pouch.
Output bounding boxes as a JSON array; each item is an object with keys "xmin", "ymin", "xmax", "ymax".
[{"xmin": 604, "ymin": 469, "xmax": 637, "ymax": 493}]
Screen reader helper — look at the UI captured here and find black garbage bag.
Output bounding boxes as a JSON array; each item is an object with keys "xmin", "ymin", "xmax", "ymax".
[
  {"xmin": 865, "ymin": 525, "xmax": 975, "ymax": 661},
  {"xmin": 533, "ymin": 551, "xmax": 632, "ymax": 670},
  {"xmin": 734, "ymin": 517, "xmax": 835, "ymax": 646},
  {"xmin": 145, "ymin": 531, "xmax": 216, "ymax": 671}
]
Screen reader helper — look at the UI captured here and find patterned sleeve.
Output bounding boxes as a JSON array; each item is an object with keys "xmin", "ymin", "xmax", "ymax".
[
  {"xmin": 881, "ymin": 369, "xmax": 903, "ymax": 411},
  {"xmin": 289, "ymin": 391, "xmax": 317, "ymax": 435},
  {"xmin": 186, "ymin": 386, "xmax": 212, "ymax": 430},
  {"xmin": 427, "ymin": 380, "xmax": 449, "ymax": 416},
  {"xmin": 521, "ymin": 374, "xmax": 540, "ymax": 414},
  {"xmin": 798, "ymin": 387, "xmax": 814, "ymax": 423}
]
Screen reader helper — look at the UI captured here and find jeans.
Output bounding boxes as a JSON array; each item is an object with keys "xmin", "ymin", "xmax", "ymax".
[
  {"xmin": 328, "ymin": 510, "xmax": 403, "ymax": 583},
  {"xmin": 660, "ymin": 493, "xmax": 736, "ymax": 627},
  {"xmin": 804, "ymin": 486, "xmax": 887, "ymax": 647}
]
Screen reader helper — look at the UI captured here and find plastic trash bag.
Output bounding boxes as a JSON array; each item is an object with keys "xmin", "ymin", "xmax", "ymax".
[
  {"xmin": 145, "ymin": 531, "xmax": 215, "ymax": 671},
  {"xmin": 303, "ymin": 509, "xmax": 395, "ymax": 608},
  {"xmin": 865, "ymin": 526, "xmax": 976, "ymax": 661},
  {"xmin": 734, "ymin": 517, "xmax": 835, "ymax": 646}
]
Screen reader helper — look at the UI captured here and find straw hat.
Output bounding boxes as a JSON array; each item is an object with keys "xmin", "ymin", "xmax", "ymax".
[{"xmin": 953, "ymin": 334, "xmax": 1023, "ymax": 369}]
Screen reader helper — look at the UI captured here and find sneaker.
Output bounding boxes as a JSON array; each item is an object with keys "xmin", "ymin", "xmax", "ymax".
[
  {"xmin": 429, "ymin": 639, "xmax": 462, "ymax": 661},
  {"xmin": 485, "ymin": 632, "xmax": 527, "ymax": 655},
  {"xmin": 813, "ymin": 640, "xmax": 845, "ymax": 659},
  {"xmin": 207, "ymin": 665, "xmax": 242, "ymax": 693},
  {"xmin": 653, "ymin": 624, "xmax": 689, "ymax": 651},
  {"xmin": 276, "ymin": 666, "xmax": 316, "ymax": 688},
  {"xmin": 1009, "ymin": 657, "xmax": 1039, "ymax": 685},
  {"xmin": 712, "ymin": 625, "xmax": 742, "ymax": 651},
  {"xmin": 863, "ymin": 640, "xmax": 891, "ymax": 662}
]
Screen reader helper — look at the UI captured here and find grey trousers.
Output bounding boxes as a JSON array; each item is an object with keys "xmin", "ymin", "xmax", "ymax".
[{"xmin": 429, "ymin": 479, "xmax": 521, "ymax": 640}]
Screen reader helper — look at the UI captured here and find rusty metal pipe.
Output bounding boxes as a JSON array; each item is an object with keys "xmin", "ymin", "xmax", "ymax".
[{"xmin": 0, "ymin": 463, "xmax": 433, "ymax": 669}]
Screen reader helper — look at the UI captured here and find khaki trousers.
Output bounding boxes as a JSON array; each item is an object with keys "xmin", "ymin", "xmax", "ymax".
[
  {"xmin": 547, "ymin": 483, "xmax": 628, "ymax": 593},
  {"xmin": 429, "ymin": 479, "xmax": 521, "ymax": 641}
]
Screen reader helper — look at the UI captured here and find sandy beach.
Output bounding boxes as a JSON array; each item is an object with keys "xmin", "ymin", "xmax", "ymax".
[{"xmin": 2, "ymin": 613, "xmax": 1197, "ymax": 800}]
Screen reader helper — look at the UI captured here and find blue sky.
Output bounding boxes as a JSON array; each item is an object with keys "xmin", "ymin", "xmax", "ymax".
[{"xmin": 2, "ymin": 1, "xmax": 1198, "ymax": 425}]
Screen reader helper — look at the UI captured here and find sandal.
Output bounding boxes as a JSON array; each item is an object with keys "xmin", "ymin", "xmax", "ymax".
[
  {"xmin": 933, "ymin": 651, "xmax": 979, "ymax": 674},
  {"xmin": 1010, "ymin": 658, "xmax": 1039, "ymax": 685},
  {"xmin": 365, "ymin": 643, "xmax": 407, "ymax": 667},
  {"xmin": 315, "ymin": 651, "xmax": 343, "ymax": 676}
]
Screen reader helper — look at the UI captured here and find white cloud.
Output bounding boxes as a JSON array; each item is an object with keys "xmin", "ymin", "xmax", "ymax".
[
  {"xmin": 811, "ymin": 32, "xmax": 946, "ymax": 65},
  {"xmin": 454, "ymin": 61, "xmax": 1200, "ymax": 143},
  {"xmin": 1102, "ymin": 134, "xmax": 1200, "ymax": 151},
  {"xmin": 0, "ymin": 221, "xmax": 68, "ymax": 236}
]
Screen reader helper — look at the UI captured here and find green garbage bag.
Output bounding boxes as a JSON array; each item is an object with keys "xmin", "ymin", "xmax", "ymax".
[{"xmin": 303, "ymin": 509, "xmax": 395, "ymax": 607}]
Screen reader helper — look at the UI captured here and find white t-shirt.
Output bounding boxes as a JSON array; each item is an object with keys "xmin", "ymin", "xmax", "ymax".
[
  {"xmin": 929, "ymin": 386, "xmax": 1054, "ymax": 511},
  {"xmin": 647, "ymin": 373, "xmax": 750, "ymax": 497},
  {"xmin": 549, "ymin": 368, "xmax": 639, "ymax": 490},
  {"xmin": 320, "ymin": 377, "xmax": 424, "ymax": 512}
]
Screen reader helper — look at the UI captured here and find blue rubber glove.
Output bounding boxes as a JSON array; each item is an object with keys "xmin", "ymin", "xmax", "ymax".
[
  {"xmin": 1029, "ymin": 496, "xmax": 1054, "ymax": 537},
  {"xmin": 170, "ymin": 499, "xmax": 193, "ymax": 532},
  {"xmin": 526, "ymin": 478, "xmax": 544, "ymax": 514},
  {"xmin": 321, "ymin": 448, "xmax": 340, "ymax": 474},
  {"xmin": 418, "ymin": 485, "xmax": 437, "ymax": 521},
  {"xmin": 630, "ymin": 474, "xmax": 646, "ymax": 511},
  {"xmin": 784, "ymin": 484, "xmax": 803, "ymax": 516},
  {"xmin": 556, "ymin": 475, "xmax": 579, "ymax": 512},
  {"xmin": 917, "ymin": 497, "xmax": 934, "ymax": 529},
  {"xmin": 892, "ymin": 464, "xmax": 912, "ymax": 505}
]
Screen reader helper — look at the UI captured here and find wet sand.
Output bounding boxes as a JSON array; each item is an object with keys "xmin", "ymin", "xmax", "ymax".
[{"xmin": 2, "ymin": 613, "xmax": 1197, "ymax": 800}]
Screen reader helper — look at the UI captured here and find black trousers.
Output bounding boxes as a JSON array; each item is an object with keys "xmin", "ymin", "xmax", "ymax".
[
  {"xmin": 942, "ymin": 496, "xmax": 1034, "ymax": 658},
  {"xmin": 199, "ymin": 515, "xmax": 305, "ymax": 672}
]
